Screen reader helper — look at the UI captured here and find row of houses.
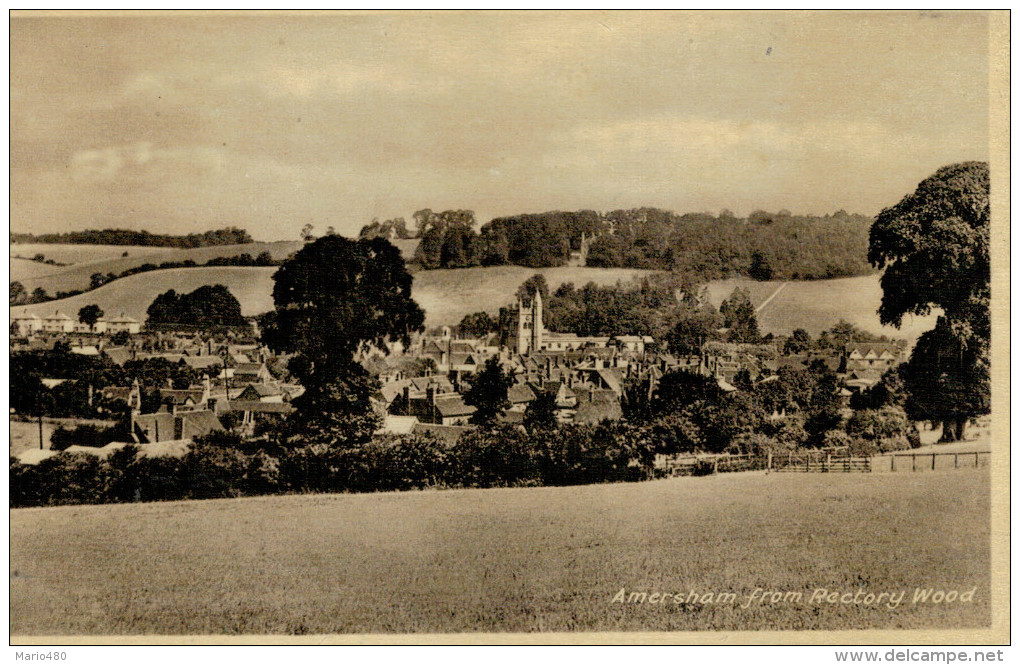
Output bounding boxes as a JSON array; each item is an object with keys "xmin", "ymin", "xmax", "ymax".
[{"xmin": 10, "ymin": 309, "xmax": 141, "ymax": 336}]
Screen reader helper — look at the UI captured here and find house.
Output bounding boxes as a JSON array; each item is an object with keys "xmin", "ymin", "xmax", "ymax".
[
  {"xmin": 236, "ymin": 383, "xmax": 286, "ymax": 403},
  {"xmin": 103, "ymin": 346, "xmax": 135, "ymax": 366},
  {"xmin": 106, "ymin": 313, "xmax": 141, "ymax": 335},
  {"xmin": 378, "ymin": 415, "xmax": 419, "ymax": 435},
  {"xmin": 73, "ymin": 320, "xmax": 108, "ymax": 334},
  {"xmin": 573, "ymin": 387, "xmax": 623, "ymax": 423},
  {"xmin": 131, "ymin": 409, "xmax": 223, "ymax": 443},
  {"xmin": 507, "ymin": 382, "xmax": 537, "ymax": 412},
  {"xmin": 102, "ymin": 382, "xmax": 143, "ymax": 410},
  {"xmin": 844, "ymin": 342, "xmax": 903, "ymax": 373},
  {"xmin": 404, "ymin": 386, "xmax": 476, "ymax": 425},
  {"xmin": 10, "ymin": 312, "xmax": 43, "ymax": 336},
  {"xmin": 42, "ymin": 310, "xmax": 75, "ymax": 333},
  {"xmin": 614, "ymin": 335, "xmax": 654, "ymax": 355},
  {"xmin": 233, "ymin": 362, "xmax": 270, "ymax": 384},
  {"xmin": 224, "ymin": 400, "xmax": 295, "ymax": 428}
]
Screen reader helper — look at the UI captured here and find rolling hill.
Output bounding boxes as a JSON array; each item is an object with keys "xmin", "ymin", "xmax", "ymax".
[
  {"xmin": 11, "ymin": 263, "xmax": 939, "ymax": 340},
  {"xmin": 10, "ymin": 242, "xmax": 181, "ymax": 267},
  {"xmin": 9, "ymin": 242, "xmax": 305, "ymax": 295},
  {"xmin": 10, "ymin": 239, "xmax": 422, "ymax": 295}
]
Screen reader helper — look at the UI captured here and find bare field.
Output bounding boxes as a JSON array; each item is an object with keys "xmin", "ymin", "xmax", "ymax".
[
  {"xmin": 412, "ymin": 265, "xmax": 657, "ymax": 326},
  {"xmin": 9, "ymin": 242, "xmax": 304, "ymax": 295},
  {"xmin": 10, "ymin": 468, "xmax": 990, "ymax": 635},
  {"xmin": 11, "ymin": 267, "xmax": 278, "ymax": 321},
  {"xmin": 10, "ymin": 243, "xmax": 181, "ymax": 267},
  {"xmin": 705, "ymin": 274, "xmax": 939, "ymax": 339}
]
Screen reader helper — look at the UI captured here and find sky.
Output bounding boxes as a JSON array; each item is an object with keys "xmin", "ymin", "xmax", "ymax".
[{"xmin": 10, "ymin": 11, "xmax": 990, "ymax": 241}]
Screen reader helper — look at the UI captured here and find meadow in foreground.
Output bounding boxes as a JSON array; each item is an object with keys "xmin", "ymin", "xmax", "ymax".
[{"xmin": 10, "ymin": 467, "xmax": 989, "ymax": 635}]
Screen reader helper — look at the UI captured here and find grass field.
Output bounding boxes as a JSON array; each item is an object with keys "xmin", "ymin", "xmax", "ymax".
[
  {"xmin": 10, "ymin": 240, "xmax": 422, "ymax": 295},
  {"xmin": 705, "ymin": 274, "xmax": 939, "ymax": 339},
  {"xmin": 11, "ymin": 267, "xmax": 279, "ymax": 321},
  {"xmin": 10, "ymin": 468, "xmax": 990, "ymax": 635},
  {"xmin": 9, "ymin": 242, "xmax": 304, "ymax": 295},
  {"xmin": 412, "ymin": 265, "xmax": 656, "ymax": 327},
  {"xmin": 10, "ymin": 243, "xmax": 181, "ymax": 267}
]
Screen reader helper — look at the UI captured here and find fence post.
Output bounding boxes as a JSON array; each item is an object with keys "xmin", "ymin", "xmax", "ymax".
[
  {"xmin": 767, "ymin": 452, "xmax": 772, "ymax": 472},
  {"xmin": 954, "ymin": 453, "xmax": 959, "ymax": 469},
  {"xmin": 713, "ymin": 458, "xmax": 719, "ymax": 475},
  {"xmin": 825, "ymin": 454, "xmax": 831, "ymax": 473},
  {"xmin": 932, "ymin": 453, "xmax": 936, "ymax": 471},
  {"xmin": 975, "ymin": 452, "xmax": 980, "ymax": 468},
  {"xmin": 891, "ymin": 455, "xmax": 895, "ymax": 472},
  {"xmin": 912, "ymin": 454, "xmax": 916, "ymax": 472}
]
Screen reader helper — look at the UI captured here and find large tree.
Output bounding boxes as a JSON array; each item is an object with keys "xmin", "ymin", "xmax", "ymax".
[
  {"xmin": 78, "ymin": 304, "xmax": 104, "ymax": 328},
  {"xmin": 868, "ymin": 162, "xmax": 990, "ymax": 441},
  {"xmin": 463, "ymin": 356, "xmax": 514, "ymax": 426},
  {"xmin": 264, "ymin": 235, "xmax": 425, "ymax": 446}
]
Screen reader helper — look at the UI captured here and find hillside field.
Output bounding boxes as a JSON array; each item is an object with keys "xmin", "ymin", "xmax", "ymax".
[
  {"xmin": 9, "ymin": 242, "xmax": 305, "ymax": 294},
  {"xmin": 10, "ymin": 243, "xmax": 181, "ymax": 268},
  {"xmin": 12, "ymin": 262, "xmax": 938, "ymax": 340},
  {"xmin": 10, "ymin": 240, "xmax": 423, "ymax": 294},
  {"xmin": 10, "ymin": 468, "xmax": 989, "ymax": 635}
]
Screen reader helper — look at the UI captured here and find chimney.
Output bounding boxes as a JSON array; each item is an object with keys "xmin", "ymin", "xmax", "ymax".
[
  {"xmin": 203, "ymin": 374, "xmax": 212, "ymax": 401},
  {"xmin": 426, "ymin": 384, "xmax": 437, "ymax": 405},
  {"xmin": 589, "ymin": 385, "xmax": 595, "ymax": 402},
  {"xmin": 403, "ymin": 386, "xmax": 411, "ymax": 415}
]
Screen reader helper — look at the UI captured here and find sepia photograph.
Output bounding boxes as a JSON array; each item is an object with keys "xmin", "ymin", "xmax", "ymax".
[{"xmin": 8, "ymin": 10, "xmax": 1008, "ymax": 646}]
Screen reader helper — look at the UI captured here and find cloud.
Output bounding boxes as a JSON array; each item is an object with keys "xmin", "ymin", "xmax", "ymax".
[{"xmin": 10, "ymin": 12, "xmax": 991, "ymax": 238}]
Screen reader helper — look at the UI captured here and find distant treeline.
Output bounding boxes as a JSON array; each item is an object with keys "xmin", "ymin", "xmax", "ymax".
[
  {"xmin": 385, "ymin": 207, "xmax": 873, "ymax": 281},
  {"xmin": 10, "ymin": 227, "xmax": 253, "ymax": 248}
]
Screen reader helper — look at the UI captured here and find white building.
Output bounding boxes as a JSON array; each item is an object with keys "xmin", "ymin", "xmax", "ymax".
[
  {"xmin": 106, "ymin": 313, "xmax": 141, "ymax": 335},
  {"xmin": 42, "ymin": 310, "xmax": 75, "ymax": 333}
]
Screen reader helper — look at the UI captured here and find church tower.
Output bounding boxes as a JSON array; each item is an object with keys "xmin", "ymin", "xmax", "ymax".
[{"xmin": 516, "ymin": 288, "xmax": 544, "ymax": 355}]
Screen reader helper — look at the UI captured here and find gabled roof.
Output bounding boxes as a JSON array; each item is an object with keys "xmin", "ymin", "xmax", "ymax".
[
  {"xmin": 181, "ymin": 355, "xmax": 224, "ymax": 369},
  {"xmin": 159, "ymin": 389, "xmax": 204, "ymax": 405},
  {"xmin": 845, "ymin": 342, "xmax": 901, "ymax": 356},
  {"xmin": 107, "ymin": 314, "xmax": 139, "ymax": 323},
  {"xmin": 177, "ymin": 410, "xmax": 224, "ymax": 439},
  {"xmin": 234, "ymin": 362, "xmax": 266, "ymax": 374},
  {"xmin": 508, "ymin": 383, "xmax": 537, "ymax": 404},
  {"xmin": 595, "ymin": 368, "xmax": 624, "ymax": 395},
  {"xmin": 45, "ymin": 310, "xmax": 73, "ymax": 321},
  {"xmin": 240, "ymin": 383, "xmax": 282, "ymax": 397},
  {"xmin": 379, "ymin": 415, "xmax": 419, "ymax": 435},
  {"xmin": 226, "ymin": 400, "xmax": 295, "ymax": 414},
  {"xmin": 433, "ymin": 395, "xmax": 476, "ymax": 418},
  {"xmin": 133, "ymin": 413, "xmax": 175, "ymax": 442}
]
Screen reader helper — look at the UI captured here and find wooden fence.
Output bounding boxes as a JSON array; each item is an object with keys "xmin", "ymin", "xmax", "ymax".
[
  {"xmin": 657, "ymin": 449, "xmax": 989, "ymax": 477},
  {"xmin": 773, "ymin": 455, "xmax": 871, "ymax": 473},
  {"xmin": 877, "ymin": 450, "xmax": 990, "ymax": 472}
]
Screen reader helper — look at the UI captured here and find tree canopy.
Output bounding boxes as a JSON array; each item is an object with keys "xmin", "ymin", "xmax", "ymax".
[
  {"xmin": 869, "ymin": 161, "xmax": 990, "ymax": 338},
  {"xmin": 868, "ymin": 162, "xmax": 990, "ymax": 441},
  {"xmin": 146, "ymin": 285, "xmax": 246, "ymax": 328},
  {"xmin": 78, "ymin": 304, "xmax": 104, "ymax": 327},
  {"xmin": 263, "ymin": 235, "xmax": 425, "ymax": 447},
  {"xmin": 463, "ymin": 356, "xmax": 514, "ymax": 426},
  {"xmin": 265, "ymin": 235, "xmax": 425, "ymax": 365}
]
